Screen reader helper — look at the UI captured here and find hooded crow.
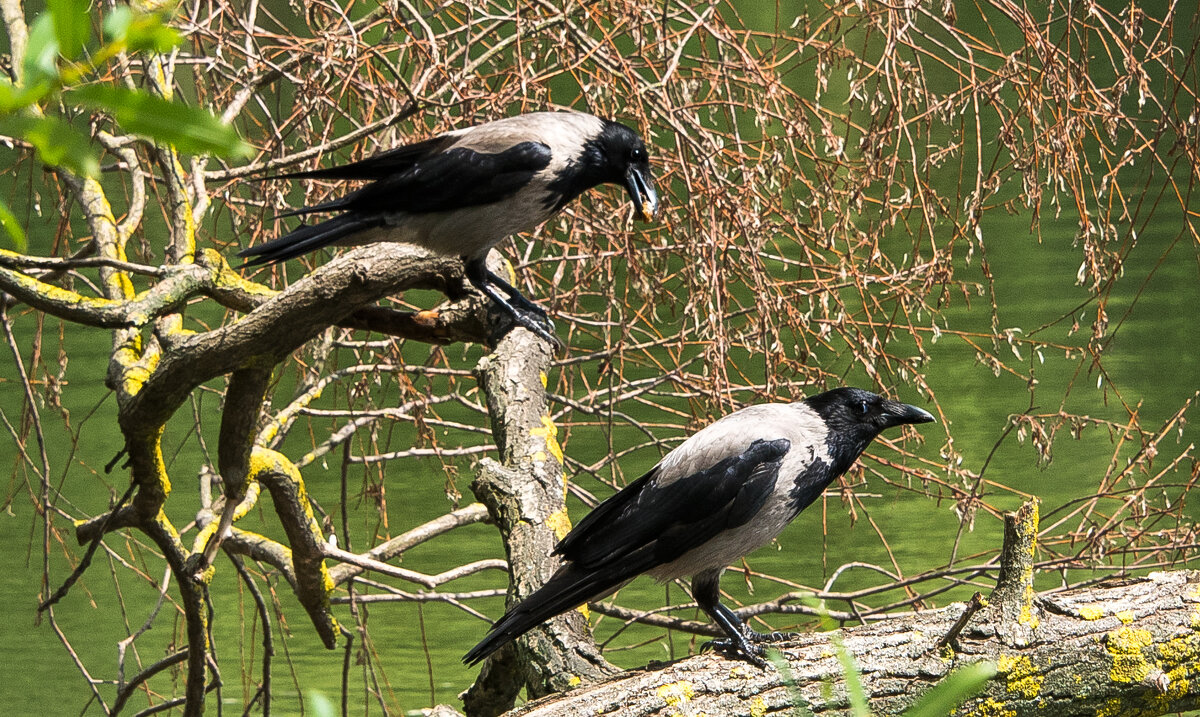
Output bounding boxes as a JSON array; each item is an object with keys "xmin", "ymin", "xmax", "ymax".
[
  {"xmin": 463, "ymin": 387, "xmax": 935, "ymax": 667},
  {"xmin": 238, "ymin": 111, "xmax": 659, "ymax": 343}
]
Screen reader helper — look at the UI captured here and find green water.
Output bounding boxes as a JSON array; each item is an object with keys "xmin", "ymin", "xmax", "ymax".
[{"xmin": 2, "ymin": 201, "xmax": 1197, "ymax": 714}]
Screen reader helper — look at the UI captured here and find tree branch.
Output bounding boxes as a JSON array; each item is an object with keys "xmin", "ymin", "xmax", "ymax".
[
  {"xmin": 497, "ymin": 570, "xmax": 1200, "ymax": 717},
  {"xmin": 465, "ymin": 328, "xmax": 619, "ymax": 717}
]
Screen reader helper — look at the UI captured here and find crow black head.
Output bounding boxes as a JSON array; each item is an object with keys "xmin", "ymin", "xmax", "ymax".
[
  {"xmin": 559, "ymin": 120, "xmax": 659, "ymax": 221},
  {"xmin": 597, "ymin": 121, "xmax": 659, "ymax": 222},
  {"xmin": 804, "ymin": 387, "xmax": 935, "ymax": 472}
]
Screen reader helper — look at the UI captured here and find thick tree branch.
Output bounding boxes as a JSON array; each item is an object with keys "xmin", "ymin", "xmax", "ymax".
[
  {"xmin": 221, "ymin": 528, "xmax": 298, "ymax": 587},
  {"xmin": 251, "ymin": 448, "xmax": 340, "ymax": 648},
  {"xmin": 198, "ymin": 361, "xmax": 276, "ymax": 573},
  {"xmin": 142, "ymin": 514, "xmax": 209, "ymax": 717},
  {"xmin": 992, "ymin": 498, "xmax": 1040, "ymax": 647},
  {"xmin": 0, "ymin": 257, "xmax": 211, "ymax": 328},
  {"xmin": 119, "ymin": 243, "xmax": 473, "ymax": 434},
  {"xmin": 465, "ymin": 328, "xmax": 619, "ymax": 717},
  {"xmin": 495, "ymin": 570, "xmax": 1200, "ymax": 717},
  {"xmin": 0, "ymin": 0, "xmax": 28, "ymax": 79}
]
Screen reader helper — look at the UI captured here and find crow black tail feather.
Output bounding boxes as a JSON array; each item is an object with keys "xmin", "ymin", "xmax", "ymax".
[
  {"xmin": 239, "ymin": 214, "xmax": 372, "ymax": 267},
  {"xmin": 463, "ymin": 565, "xmax": 622, "ymax": 666}
]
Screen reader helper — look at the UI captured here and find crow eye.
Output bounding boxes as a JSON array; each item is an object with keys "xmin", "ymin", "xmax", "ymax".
[
  {"xmin": 857, "ymin": 400, "xmax": 870, "ymax": 416},
  {"xmin": 630, "ymin": 147, "xmax": 647, "ymax": 162}
]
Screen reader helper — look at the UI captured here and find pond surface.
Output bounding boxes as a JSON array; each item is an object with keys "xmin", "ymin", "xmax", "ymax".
[{"xmin": 2, "ymin": 194, "xmax": 1196, "ymax": 714}]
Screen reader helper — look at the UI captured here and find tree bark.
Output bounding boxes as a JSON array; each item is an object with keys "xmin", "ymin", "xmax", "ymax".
[
  {"xmin": 446, "ymin": 500, "xmax": 1200, "ymax": 717},
  {"xmin": 464, "ymin": 327, "xmax": 620, "ymax": 717},
  {"xmin": 458, "ymin": 569, "xmax": 1199, "ymax": 717}
]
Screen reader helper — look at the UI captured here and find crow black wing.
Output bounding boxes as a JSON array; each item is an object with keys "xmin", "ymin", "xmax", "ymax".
[
  {"xmin": 273, "ymin": 142, "xmax": 553, "ymax": 217},
  {"xmin": 264, "ymin": 135, "xmax": 455, "ymax": 181},
  {"xmin": 462, "ymin": 438, "xmax": 791, "ymax": 666},
  {"xmin": 556, "ymin": 438, "xmax": 791, "ymax": 572}
]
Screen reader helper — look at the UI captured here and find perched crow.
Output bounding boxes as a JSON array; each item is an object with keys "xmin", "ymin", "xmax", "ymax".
[
  {"xmin": 464, "ymin": 387, "xmax": 935, "ymax": 666},
  {"xmin": 239, "ymin": 111, "xmax": 659, "ymax": 343}
]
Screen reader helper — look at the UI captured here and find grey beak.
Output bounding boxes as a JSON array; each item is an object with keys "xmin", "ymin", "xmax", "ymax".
[
  {"xmin": 624, "ymin": 166, "xmax": 659, "ymax": 222},
  {"xmin": 891, "ymin": 402, "xmax": 936, "ymax": 426}
]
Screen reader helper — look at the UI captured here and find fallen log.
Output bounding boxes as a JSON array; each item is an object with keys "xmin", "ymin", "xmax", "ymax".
[
  {"xmin": 492, "ymin": 568, "xmax": 1200, "ymax": 716},
  {"xmin": 449, "ymin": 501, "xmax": 1200, "ymax": 716}
]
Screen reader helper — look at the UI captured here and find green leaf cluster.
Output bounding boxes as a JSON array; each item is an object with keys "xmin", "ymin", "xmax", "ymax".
[{"xmin": 0, "ymin": 0, "xmax": 253, "ymax": 250}]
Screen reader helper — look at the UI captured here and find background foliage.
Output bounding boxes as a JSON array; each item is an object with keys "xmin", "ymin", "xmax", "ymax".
[{"xmin": 1, "ymin": 0, "xmax": 1197, "ymax": 714}]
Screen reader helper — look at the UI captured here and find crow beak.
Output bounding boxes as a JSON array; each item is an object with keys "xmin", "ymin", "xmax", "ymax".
[
  {"xmin": 624, "ymin": 166, "xmax": 659, "ymax": 222},
  {"xmin": 897, "ymin": 405, "xmax": 931, "ymax": 426},
  {"xmin": 889, "ymin": 402, "xmax": 936, "ymax": 426}
]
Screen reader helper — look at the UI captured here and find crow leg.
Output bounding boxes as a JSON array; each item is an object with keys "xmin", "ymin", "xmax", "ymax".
[
  {"xmin": 745, "ymin": 625, "xmax": 800, "ymax": 643},
  {"xmin": 719, "ymin": 602, "xmax": 799, "ymax": 643},
  {"xmin": 693, "ymin": 570, "xmax": 769, "ymax": 667},
  {"xmin": 483, "ymin": 267, "xmax": 549, "ymax": 319},
  {"xmin": 463, "ymin": 258, "xmax": 559, "ymax": 347}
]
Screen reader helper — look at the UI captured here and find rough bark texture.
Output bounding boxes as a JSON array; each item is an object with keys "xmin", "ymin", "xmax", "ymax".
[
  {"xmin": 454, "ymin": 570, "xmax": 1199, "ymax": 717},
  {"xmin": 44, "ymin": 241, "xmax": 492, "ymax": 714},
  {"xmin": 464, "ymin": 328, "xmax": 620, "ymax": 717},
  {"xmin": 441, "ymin": 501, "xmax": 1200, "ymax": 717},
  {"xmin": 991, "ymin": 499, "xmax": 1040, "ymax": 649}
]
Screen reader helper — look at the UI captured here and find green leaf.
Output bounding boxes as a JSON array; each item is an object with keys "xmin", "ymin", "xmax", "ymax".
[
  {"xmin": 825, "ymin": 633, "xmax": 873, "ymax": 717},
  {"xmin": 67, "ymin": 85, "xmax": 252, "ymax": 158},
  {"xmin": 102, "ymin": 8, "xmax": 180, "ymax": 53},
  {"xmin": 124, "ymin": 14, "xmax": 181, "ymax": 53},
  {"xmin": 0, "ymin": 78, "xmax": 53, "ymax": 112},
  {"xmin": 22, "ymin": 14, "xmax": 61, "ymax": 86},
  {"xmin": 766, "ymin": 648, "xmax": 815, "ymax": 717},
  {"xmin": 830, "ymin": 631, "xmax": 871, "ymax": 717},
  {"xmin": 0, "ymin": 114, "xmax": 101, "ymax": 177},
  {"xmin": 48, "ymin": 0, "xmax": 92, "ymax": 62},
  {"xmin": 903, "ymin": 662, "xmax": 997, "ymax": 717},
  {"xmin": 304, "ymin": 691, "xmax": 336, "ymax": 717},
  {"xmin": 0, "ymin": 198, "xmax": 28, "ymax": 252},
  {"xmin": 101, "ymin": 5, "xmax": 132, "ymax": 42}
]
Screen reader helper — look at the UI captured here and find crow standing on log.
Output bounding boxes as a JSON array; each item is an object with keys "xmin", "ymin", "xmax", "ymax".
[
  {"xmin": 239, "ymin": 111, "xmax": 659, "ymax": 344},
  {"xmin": 464, "ymin": 387, "xmax": 935, "ymax": 666}
]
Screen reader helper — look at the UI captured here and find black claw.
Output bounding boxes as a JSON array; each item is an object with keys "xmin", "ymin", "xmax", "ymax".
[
  {"xmin": 483, "ymin": 267, "xmax": 550, "ymax": 319},
  {"xmin": 511, "ymin": 309, "xmax": 563, "ymax": 350},
  {"xmin": 506, "ymin": 290, "xmax": 549, "ymax": 320},
  {"xmin": 703, "ymin": 637, "xmax": 769, "ymax": 668},
  {"xmin": 746, "ymin": 629, "xmax": 799, "ymax": 644},
  {"xmin": 464, "ymin": 258, "xmax": 561, "ymax": 348}
]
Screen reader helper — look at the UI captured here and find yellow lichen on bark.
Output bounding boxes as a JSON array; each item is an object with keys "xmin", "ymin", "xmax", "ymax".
[
  {"xmin": 997, "ymin": 654, "xmax": 1043, "ymax": 699},
  {"xmin": 191, "ymin": 481, "xmax": 262, "ymax": 555},
  {"xmin": 967, "ymin": 698, "xmax": 1016, "ymax": 717},
  {"xmin": 125, "ymin": 427, "xmax": 172, "ymax": 504},
  {"xmin": 1016, "ymin": 500, "xmax": 1039, "ymax": 630},
  {"xmin": 1106, "ymin": 627, "xmax": 1154, "ymax": 683},
  {"xmin": 204, "ymin": 248, "xmax": 278, "ymax": 298},
  {"xmin": 249, "ymin": 447, "xmax": 341, "ymax": 625},
  {"xmin": 656, "ymin": 680, "xmax": 695, "ymax": 707},
  {"xmin": 531, "ymin": 414, "xmax": 565, "ymax": 465},
  {"xmin": 546, "ymin": 508, "xmax": 573, "ymax": 541}
]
